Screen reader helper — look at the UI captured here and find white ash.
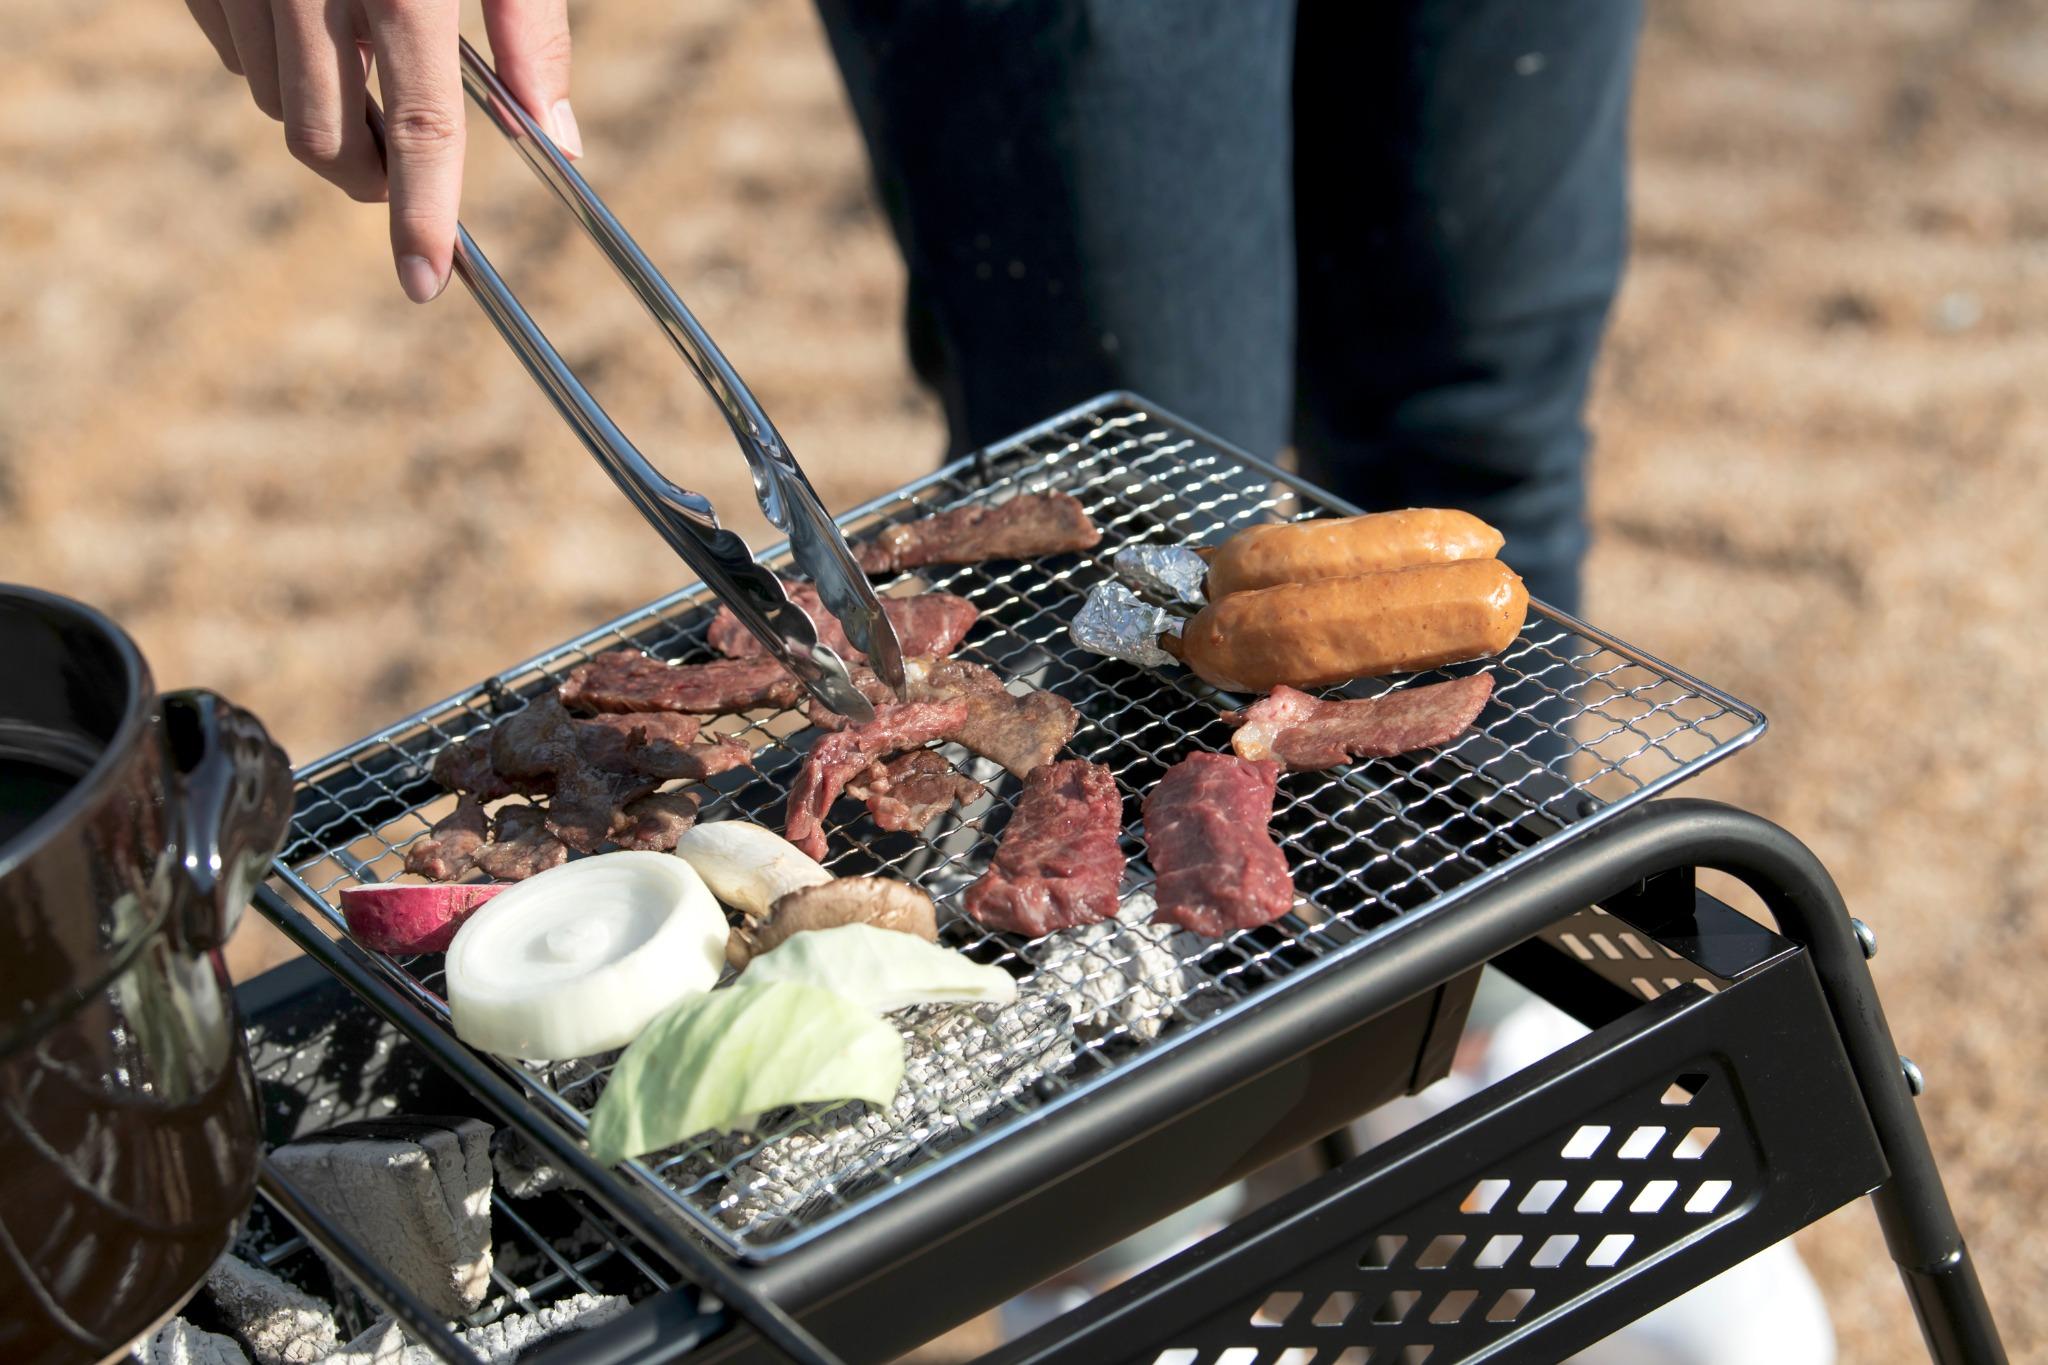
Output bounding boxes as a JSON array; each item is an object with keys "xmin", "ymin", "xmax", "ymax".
[
  {"xmin": 326, "ymin": 1294, "xmax": 625, "ymax": 1365},
  {"xmin": 131, "ymin": 1319, "xmax": 249, "ymax": 1365},
  {"xmin": 1032, "ymin": 899, "xmax": 1187, "ymax": 1042},
  {"xmin": 1112, "ymin": 544, "xmax": 1209, "ymax": 606},
  {"xmin": 490, "ymin": 1127, "xmax": 570, "ymax": 1201},
  {"xmin": 202, "ymin": 1254, "xmax": 338, "ymax": 1365},
  {"xmin": 678, "ymin": 992, "xmax": 1074, "ymax": 1234},
  {"xmin": 267, "ymin": 1117, "xmax": 494, "ymax": 1321},
  {"xmin": 1069, "ymin": 582, "xmax": 1179, "ymax": 670}
]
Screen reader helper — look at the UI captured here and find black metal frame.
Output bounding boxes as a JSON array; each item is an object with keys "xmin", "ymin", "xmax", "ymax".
[{"xmin": 247, "ymin": 795, "xmax": 2004, "ymax": 1364}]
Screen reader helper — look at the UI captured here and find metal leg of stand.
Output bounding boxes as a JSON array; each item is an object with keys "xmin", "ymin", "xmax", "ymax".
[{"xmin": 1623, "ymin": 802, "xmax": 2007, "ymax": 1365}]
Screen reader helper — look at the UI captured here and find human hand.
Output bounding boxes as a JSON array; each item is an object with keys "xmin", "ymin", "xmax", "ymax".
[{"xmin": 184, "ymin": 0, "xmax": 580, "ymax": 303}]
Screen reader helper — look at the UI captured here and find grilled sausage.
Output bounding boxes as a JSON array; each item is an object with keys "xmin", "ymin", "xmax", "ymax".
[
  {"xmin": 1205, "ymin": 508, "xmax": 1505, "ymax": 599},
  {"xmin": 1166, "ymin": 559, "xmax": 1529, "ymax": 692}
]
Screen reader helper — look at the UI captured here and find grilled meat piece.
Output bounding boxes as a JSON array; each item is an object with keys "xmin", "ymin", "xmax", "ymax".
[
  {"xmin": 573, "ymin": 713, "xmax": 753, "ymax": 782},
  {"xmin": 611, "ymin": 789, "xmax": 702, "ymax": 852},
  {"xmin": 904, "ymin": 657, "xmax": 1076, "ymax": 776},
  {"xmin": 559, "ymin": 649, "xmax": 802, "ymax": 714},
  {"xmin": 1143, "ymin": 753, "xmax": 1294, "ymax": 937},
  {"xmin": 404, "ymin": 794, "xmax": 489, "ymax": 882},
  {"xmin": 964, "ymin": 760, "xmax": 1126, "ymax": 936},
  {"xmin": 1228, "ymin": 674, "xmax": 1493, "ymax": 770},
  {"xmin": 486, "ymin": 697, "xmax": 650, "ymax": 853},
  {"xmin": 429, "ymin": 736, "xmax": 525, "ymax": 801},
  {"xmin": 474, "ymin": 804, "xmax": 568, "ymax": 881},
  {"xmin": 855, "ymin": 491, "xmax": 1100, "ymax": 574},
  {"xmin": 846, "ymin": 750, "xmax": 984, "ymax": 833},
  {"xmin": 784, "ymin": 699, "xmax": 970, "ymax": 860},
  {"xmin": 707, "ymin": 583, "xmax": 979, "ymax": 663},
  {"xmin": 806, "ymin": 657, "xmax": 1076, "ymax": 776}
]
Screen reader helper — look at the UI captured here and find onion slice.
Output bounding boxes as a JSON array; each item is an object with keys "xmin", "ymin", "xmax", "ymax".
[{"xmin": 446, "ymin": 852, "xmax": 727, "ymax": 1061}]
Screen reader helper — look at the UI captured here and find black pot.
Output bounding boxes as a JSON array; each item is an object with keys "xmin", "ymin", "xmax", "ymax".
[{"xmin": 0, "ymin": 586, "xmax": 293, "ymax": 1365}]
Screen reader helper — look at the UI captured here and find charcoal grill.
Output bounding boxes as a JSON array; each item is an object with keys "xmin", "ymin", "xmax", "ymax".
[{"xmin": 241, "ymin": 394, "xmax": 2003, "ymax": 1364}]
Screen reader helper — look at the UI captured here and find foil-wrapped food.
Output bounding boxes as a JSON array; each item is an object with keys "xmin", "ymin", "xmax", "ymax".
[{"xmin": 1069, "ymin": 582, "xmax": 1180, "ymax": 670}]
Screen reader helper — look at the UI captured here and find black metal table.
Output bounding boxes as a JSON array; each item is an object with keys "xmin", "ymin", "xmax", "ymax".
[{"xmin": 236, "ymin": 395, "xmax": 2005, "ymax": 1364}]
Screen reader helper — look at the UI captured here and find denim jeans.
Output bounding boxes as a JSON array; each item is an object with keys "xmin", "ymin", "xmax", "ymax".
[{"xmin": 814, "ymin": 0, "xmax": 1642, "ymax": 614}]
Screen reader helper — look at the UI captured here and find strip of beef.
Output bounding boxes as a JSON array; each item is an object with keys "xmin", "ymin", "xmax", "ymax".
[
  {"xmin": 1228, "ymin": 674, "xmax": 1493, "ymax": 770},
  {"xmin": 559, "ymin": 649, "xmax": 801, "ymax": 714},
  {"xmin": 430, "ymin": 737, "xmax": 529, "ymax": 801},
  {"xmin": 474, "ymin": 805, "xmax": 568, "ymax": 881},
  {"xmin": 784, "ymin": 699, "xmax": 971, "ymax": 860},
  {"xmin": 903, "ymin": 657, "xmax": 1076, "ymax": 776},
  {"xmin": 707, "ymin": 584, "xmax": 979, "ymax": 663},
  {"xmin": 1143, "ymin": 753, "xmax": 1294, "ymax": 937},
  {"xmin": 855, "ymin": 491, "xmax": 1101, "ymax": 574},
  {"xmin": 964, "ymin": 760, "xmax": 1126, "ymax": 937},
  {"xmin": 610, "ymin": 789, "xmax": 702, "ymax": 852},
  {"xmin": 405, "ymin": 795, "xmax": 489, "ymax": 881},
  {"xmin": 487, "ymin": 698, "xmax": 655, "ymax": 853},
  {"xmin": 805, "ymin": 657, "xmax": 1076, "ymax": 776},
  {"xmin": 572, "ymin": 712, "xmax": 754, "ymax": 782},
  {"xmin": 845, "ymin": 750, "xmax": 984, "ymax": 833}
]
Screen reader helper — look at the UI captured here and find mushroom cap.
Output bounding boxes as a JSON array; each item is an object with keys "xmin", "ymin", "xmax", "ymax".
[{"xmin": 736, "ymin": 877, "xmax": 938, "ymax": 967}]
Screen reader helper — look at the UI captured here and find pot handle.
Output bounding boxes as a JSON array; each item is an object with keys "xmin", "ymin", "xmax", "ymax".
[{"xmin": 162, "ymin": 690, "xmax": 294, "ymax": 953}]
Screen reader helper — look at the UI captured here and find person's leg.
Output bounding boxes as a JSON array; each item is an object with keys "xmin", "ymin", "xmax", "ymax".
[
  {"xmin": 1292, "ymin": 0, "xmax": 1643, "ymax": 614},
  {"xmin": 813, "ymin": 0, "xmax": 1296, "ymax": 460}
]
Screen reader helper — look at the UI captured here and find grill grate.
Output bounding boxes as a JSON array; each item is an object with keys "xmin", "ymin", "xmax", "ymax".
[{"xmin": 268, "ymin": 394, "xmax": 1764, "ymax": 1260}]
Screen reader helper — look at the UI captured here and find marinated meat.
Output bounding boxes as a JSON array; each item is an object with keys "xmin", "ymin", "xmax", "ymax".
[
  {"xmin": 805, "ymin": 657, "xmax": 1075, "ymax": 776},
  {"xmin": 1228, "ymin": 674, "xmax": 1493, "ymax": 770},
  {"xmin": 964, "ymin": 760, "xmax": 1126, "ymax": 936},
  {"xmin": 846, "ymin": 750, "xmax": 984, "ymax": 833},
  {"xmin": 429, "ymin": 737, "xmax": 524, "ymax": 801},
  {"xmin": 484, "ymin": 697, "xmax": 649, "ymax": 852},
  {"xmin": 611, "ymin": 789, "xmax": 702, "ymax": 852},
  {"xmin": 404, "ymin": 795, "xmax": 489, "ymax": 882},
  {"xmin": 784, "ymin": 699, "xmax": 970, "ymax": 861},
  {"xmin": 1143, "ymin": 753, "xmax": 1294, "ymax": 937},
  {"xmin": 904, "ymin": 657, "xmax": 1076, "ymax": 776},
  {"xmin": 573, "ymin": 712, "xmax": 754, "ymax": 782},
  {"xmin": 474, "ymin": 805, "xmax": 568, "ymax": 881},
  {"xmin": 855, "ymin": 491, "xmax": 1100, "ymax": 574},
  {"xmin": 559, "ymin": 649, "xmax": 802, "ymax": 714},
  {"xmin": 708, "ymin": 584, "xmax": 979, "ymax": 663}
]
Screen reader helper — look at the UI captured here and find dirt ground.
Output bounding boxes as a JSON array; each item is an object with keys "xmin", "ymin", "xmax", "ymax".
[{"xmin": 3, "ymin": 1, "xmax": 2041, "ymax": 1360}]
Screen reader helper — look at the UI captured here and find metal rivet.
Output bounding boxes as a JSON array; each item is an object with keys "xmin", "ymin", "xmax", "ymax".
[
  {"xmin": 1851, "ymin": 918, "xmax": 1877, "ymax": 959},
  {"xmin": 1900, "ymin": 1056, "xmax": 1925, "ymax": 1096}
]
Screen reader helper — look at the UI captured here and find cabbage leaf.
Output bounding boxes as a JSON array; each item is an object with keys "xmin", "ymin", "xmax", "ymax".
[
  {"xmin": 587, "ymin": 981, "xmax": 903, "ymax": 1164},
  {"xmin": 743, "ymin": 923, "xmax": 1019, "ymax": 1014}
]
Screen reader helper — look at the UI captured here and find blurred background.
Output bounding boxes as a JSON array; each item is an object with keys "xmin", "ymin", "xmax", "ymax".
[{"xmin": 2, "ymin": 0, "xmax": 2042, "ymax": 1360}]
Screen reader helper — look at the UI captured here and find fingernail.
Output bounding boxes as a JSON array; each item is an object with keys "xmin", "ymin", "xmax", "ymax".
[
  {"xmin": 550, "ymin": 99, "xmax": 584, "ymax": 159},
  {"xmin": 397, "ymin": 254, "xmax": 446, "ymax": 304}
]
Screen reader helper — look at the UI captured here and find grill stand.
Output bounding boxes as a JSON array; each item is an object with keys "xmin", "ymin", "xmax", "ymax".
[
  {"xmin": 984, "ymin": 798, "xmax": 2003, "ymax": 1365},
  {"xmin": 247, "ymin": 796, "xmax": 2003, "ymax": 1364}
]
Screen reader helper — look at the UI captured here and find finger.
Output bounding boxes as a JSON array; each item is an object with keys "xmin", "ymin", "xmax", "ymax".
[
  {"xmin": 274, "ymin": 0, "xmax": 385, "ymax": 202},
  {"xmin": 364, "ymin": 0, "xmax": 465, "ymax": 302},
  {"xmin": 217, "ymin": 0, "xmax": 284, "ymax": 119},
  {"xmin": 184, "ymin": 0, "xmax": 243, "ymax": 74},
  {"xmin": 482, "ymin": 0, "xmax": 579, "ymax": 158}
]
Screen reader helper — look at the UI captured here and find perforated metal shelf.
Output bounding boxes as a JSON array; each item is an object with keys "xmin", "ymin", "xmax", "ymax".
[{"xmin": 267, "ymin": 393, "xmax": 1764, "ymax": 1263}]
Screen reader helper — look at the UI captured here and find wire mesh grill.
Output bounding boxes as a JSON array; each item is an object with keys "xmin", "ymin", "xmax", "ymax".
[{"xmin": 268, "ymin": 394, "xmax": 1764, "ymax": 1261}]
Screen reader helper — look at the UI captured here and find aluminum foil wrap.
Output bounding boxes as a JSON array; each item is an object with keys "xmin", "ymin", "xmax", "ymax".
[
  {"xmin": 1034, "ymin": 895, "xmax": 1187, "ymax": 1043},
  {"xmin": 687, "ymin": 992, "xmax": 1076, "ymax": 1233},
  {"xmin": 1070, "ymin": 582, "xmax": 1180, "ymax": 670},
  {"xmin": 1112, "ymin": 544, "xmax": 1209, "ymax": 606}
]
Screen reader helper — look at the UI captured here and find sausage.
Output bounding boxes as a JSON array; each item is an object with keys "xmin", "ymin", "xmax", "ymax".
[
  {"xmin": 1205, "ymin": 508, "xmax": 1505, "ymax": 599},
  {"xmin": 1165, "ymin": 559, "xmax": 1529, "ymax": 692}
]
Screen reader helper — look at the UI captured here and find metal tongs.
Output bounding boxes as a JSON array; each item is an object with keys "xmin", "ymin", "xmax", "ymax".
[{"xmin": 371, "ymin": 41, "xmax": 901, "ymax": 723}]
